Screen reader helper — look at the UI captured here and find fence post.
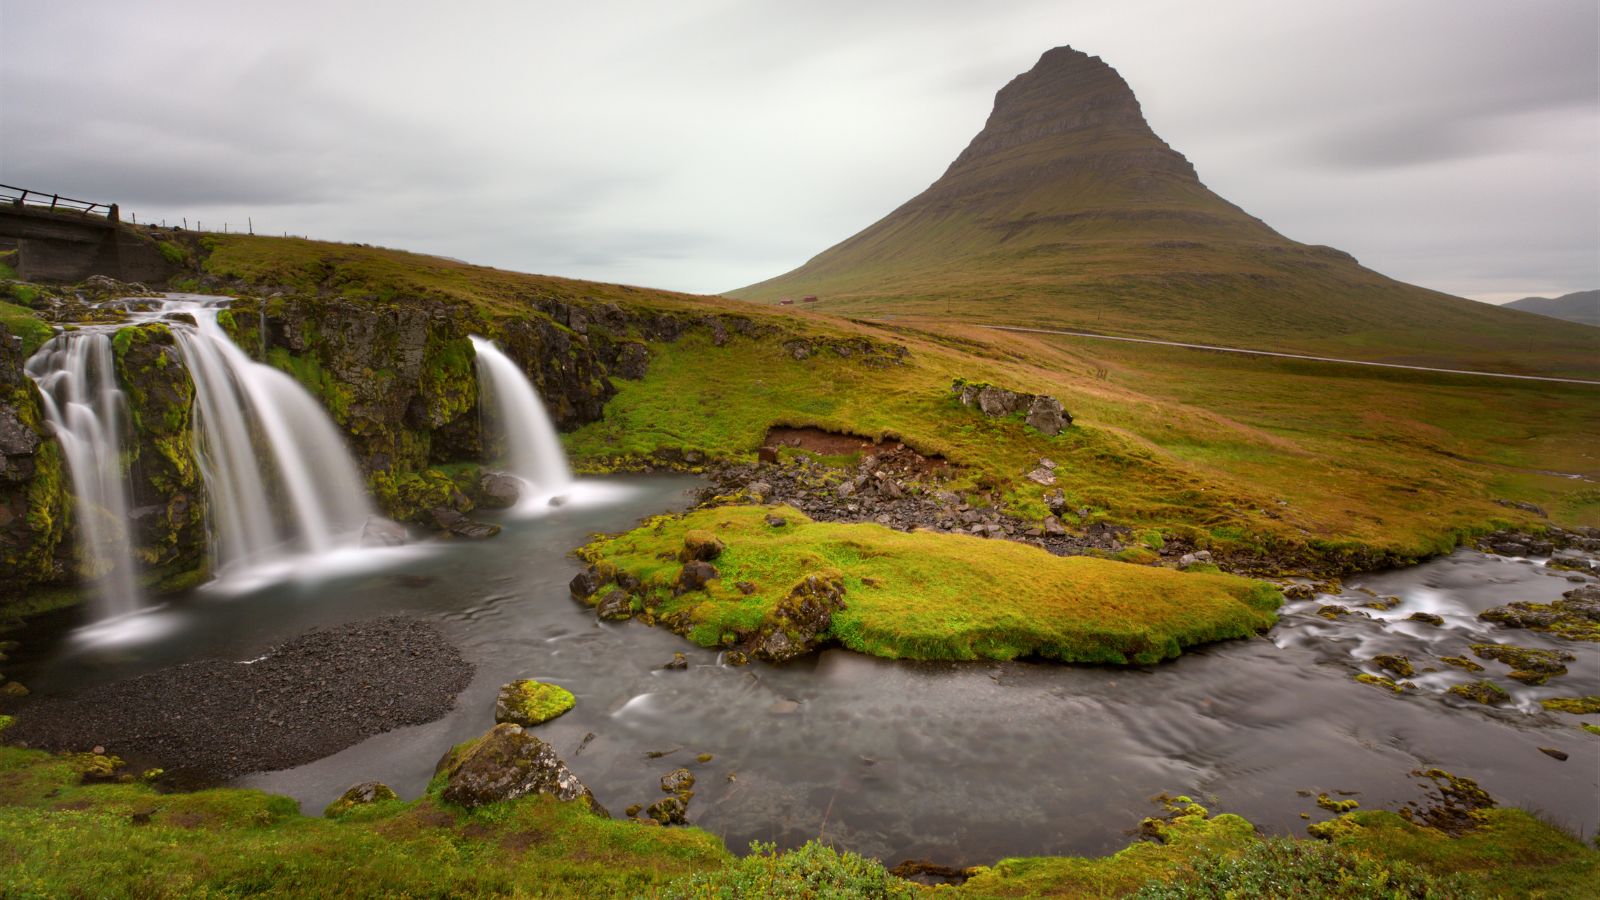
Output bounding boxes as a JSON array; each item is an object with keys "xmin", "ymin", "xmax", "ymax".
[{"xmin": 109, "ymin": 203, "xmax": 120, "ymax": 224}]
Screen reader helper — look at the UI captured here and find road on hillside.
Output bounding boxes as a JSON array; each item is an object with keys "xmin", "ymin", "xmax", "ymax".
[{"xmin": 980, "ymin": 324, "xmax": 1600, "ymax": 386}]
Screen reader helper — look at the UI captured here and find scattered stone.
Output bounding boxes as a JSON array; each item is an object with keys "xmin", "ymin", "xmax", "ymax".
[
  {"xmin": 745, "ymin": 481, "xmax": 772, "ymax": 502},
  {"xmin": 681, "ymin": 529, "xmax": 725, "ymax": 562},
  {"xmin": 677, "ymin": 560, "xmax": 720, "ymax": 592},
  {"xmin": 734, "ymin": 580, "xmax": 757, "ymax": 595},
  {"xmin": 1538, "ymin": 747, "xmax": 1569, "ymax": 762},
  {"xmin": 1400, "ymin": 769, "xmax": 1494, "ymax": 836},
  {"xmin": 645, "ymin": 795, "xmax": 688, "ymax": 825},
  {"xmin": 1316, "ymin": 605, "xmax": 1350, "ymax": 620},
  {"xmin": 625, "ymin": 804, "xmax": 643, "ymax": 818},
  {"xmin": 660, "ymin": 768, "xmax": 695, "ymax": 794},
  {"xmin": 478, "ymin": 472, "xmax": 523, "ymax": 509},
  {"xmin": 751, "ymin": 573, "xmax": 847, "ymax": 662},
  {"xmin": 723, "ymin": 650, "xmax": 748, "ymax": 666},
  {"xmin": 1024, "ymin": 396, "xmax": 1070, "ymax": 436},
  {"xmin": 324, "ymin": 782, "xmax": 398, "ymax": 818},
  {"xmin": 1470, "ymin": 643, "xmax": 1574, "ymax": 685},
  {"xmin": 1439, "ymin": 656, "xmax": 1484, "ymax": 673},
  {"xmin": 1407, "ymin": 612, "xmax": 1445, "ymax": 626},
  {"xmin": 764, "ymin": 514, "xmax": 787, "ymax": 528},
  {"xmin": 757, "ymin": 446, "xmax": 780, "ymax": 465},
  {"xmin": 494, "ymin": 680, "xmax": 576, "ymax": 727},
  {"xmin": 1447, "ymin": 680, "xmax": 1510, "ymax": 705},
  {"xmin": 1354, "ymin": 673, "xmax": 1412, "ymax": 694},
  {"xmin": 438, "ymin": 723, "xmax": 603, "ymax": 814},
  {"xmin": 1539, "ymin": 696, "xmax": 1600, "ymax": 714},
  {"xmin": 1372, "ymin": 655, "xmax": 1415, "ymax": 678},
  {"xmin": 1282, "ymin": 584, "xmax": 1316, "ymax": 601},
  {"xmin": 662, "ymin": 652, "xmax": 689, "ymax": 671},
  {"xmin": 695, "ymin": 753, "xmax": 714, "ymax": 763},
  {"xmin": 1026, "ymin": 466, "xmax": 1057, "ymax": 486},
  {"xmin": 359, "ymin": 516, "xmax": 407, "ymax": 547}
]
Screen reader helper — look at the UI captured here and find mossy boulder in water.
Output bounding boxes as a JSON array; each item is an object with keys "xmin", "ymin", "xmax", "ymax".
[
  {"xmin": 1470, "ymin": 643, "xmax": 1574, "ymax": 685},
  {"xmin": 1479, "ymin": 585, "xmax": 1600, "ymax": 641},
  {"xmin": 437, "ymin": 723, "xmax": 604, "ymax": 814},
  {"xmin": 1448, "ymin": 680, "xmax": 1510, "ymax": 705},
  {"xmin": 1539, "ymin": 696, "xmax": 1600, "ymax": 715},
  {"xmin": 494, "ymin": 680, "xmax": 575, "ymax": 727},
  {"xmin": 324, "ymin": 781, "xmax": 398, "ymax": 818}
]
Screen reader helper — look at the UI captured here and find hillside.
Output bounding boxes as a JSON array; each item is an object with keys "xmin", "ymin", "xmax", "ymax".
[
  {"xmin": 731, "ymin": 47, "xmax": 1600, "ymax": 380},
  {"xmin": 1503, "ymin": 290, "xmax": 1600, "ymax": 327}
]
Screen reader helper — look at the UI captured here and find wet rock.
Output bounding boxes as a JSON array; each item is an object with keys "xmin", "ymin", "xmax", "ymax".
[
  {"xmin": 1470, "ymin": 643, "xmax": 1574, "ymax": 685},
  {"xmin": 1316, "ymin": 604, "xmax": 1351, "ymax": 620},
  {"xmin": 662, "ymin": 652, "xmax": 688, "ymax": 671},
  {"xmin": 677, "ymin": 560, "xmax": 720, "ymax": 592},
  {"xmin": 660, "ymin": 768, "xmax": 695, "ymax": 794},
  {"xmin": 324, "ymin": 781, "xmax": 398, "ymax": 817},
  {"xmin": 596, "ymin": 589, "xmax": 633, "ymax": 621},
  {"xmin": 1282, "ymin": 584, "xmax": 1316, "ymax": 600},
  {"xmin": 681, "ymin": 529, "xmax": 725, "ymax": 562},
  {"xmin": 1539, "ymin": 747, "xmax": 1569, "ymax": 762},
  {"xmin": 494, "ymin": 680, "xmax": 576, "ymax": 726},
  {"xmin": 478, "ymin": 472, "xmax": 523, "ymax": 509},
  {"xmin": 1407, "ymin": 612, "xmax": 1445, "ymax": 626},
  {"xmin": 1439, "ymin": 656, "xmax": 1484, "ymax": 672},
  {"xmin": 438, "ymin": 723, "xmax": 603, "ymax": 814},
  {"xmin": 1447, "ymin": 680, "xmax": 1510, "ymax": 705},
  {"xmin": 1372, "ymin": 655, "xmax": 1415, "ymax": 678},
  {"xmin": 430, "ymin": 508, "xmax": 501, "ymax": 540},
  {"xmin": 570, "ymin": 569, "xmax": 603, "ymax": 600},
  {"xmin": 360, "ymin": 516, "xmax": 407, "ymax": 547}
]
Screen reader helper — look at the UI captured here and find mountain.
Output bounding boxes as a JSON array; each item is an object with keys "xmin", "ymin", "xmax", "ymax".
[
  {"xmin": 731, "ymin": 47, "xmax": 1599, "ymax": 378},
  {"xmin": 1502, "ymin": 290, "xmax": 1600, "ymax": 327}
]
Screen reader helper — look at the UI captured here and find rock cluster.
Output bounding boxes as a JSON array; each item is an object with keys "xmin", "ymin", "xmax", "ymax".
[
  {"xmin": 1479, "ymin": 584, "xmax": 1600, "ymax": 641},
  {"xmin": 951, "ymin": 379, "xmax": 1072, "ymax": 435}
]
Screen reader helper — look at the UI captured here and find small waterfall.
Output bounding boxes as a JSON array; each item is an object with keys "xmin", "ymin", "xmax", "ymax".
[
  {"xmin": 168, "ymin": 300, "xmax": 372, "ymax": 574},
  {"xmin": 469, "ymin": 335, "xmax": 572, "ymax": 500},
  {"xmin": 26, "ymin": 332, "xmax": 141, "ymax": 620}
]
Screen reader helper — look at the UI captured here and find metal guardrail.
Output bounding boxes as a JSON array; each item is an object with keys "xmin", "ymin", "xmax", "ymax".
[{"xmin": 0, "ymin": 183, "xmax": 118, "ymax": 221}]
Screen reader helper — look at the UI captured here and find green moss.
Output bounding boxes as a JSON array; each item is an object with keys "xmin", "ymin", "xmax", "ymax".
[
  {"xmin": 1448, "ymin": 680, "xmax": 1510, "ymax": 705},
  {"xmin": 0, "ymin": 301, "xmax": 53, "ymax": 356},
  {"xmin": 157, "ymin": 240, "xmax": 188, "ymax": 266},
  {"xmin": 1540, "ymin": 696, "xmax": 1600, "ymax": 715},
  {"xmin": 580, "ymin": 505, "xmax": 1280, "ymax": 664},
  {"xmin": 494, "ymin": 680, "xmax": 576, "ymax": 727},
  {"xmin": 664, "ymin": 840, "xmax": 916, "ymax": 899},
  {"xmin": 266, "ymin": 347, "xmax": 354, "ymax": 422},
  {"xmin": 369, "ymin": 468, "xmax": 469, "ymax": 523},
  {"xmin": 1315, "ymin": 793, "xmax": 1360, "ymax": 814},
  {"xmin": 1354, "ymin": 673, "xmax": 1411, "ymax": 694}
]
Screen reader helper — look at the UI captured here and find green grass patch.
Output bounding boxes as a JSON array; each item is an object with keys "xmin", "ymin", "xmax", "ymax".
[
  {"xmin": 0, "ymin": 300, "xmax": 53, "ymax": 356},
  {"xmin": 581, "ymin": 505, "xmax": 1280, "ymax": 664}
]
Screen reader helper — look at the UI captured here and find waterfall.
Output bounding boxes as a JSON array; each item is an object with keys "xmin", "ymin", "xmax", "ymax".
[
  {"xmin": 26, "ymin": 331, "xmax": 141, "ymax": 620},
  {"xmin": 469, "ymin": 335, "xmax": 572, "ymax": 501},
  {"xmin": 167, "ymin": 299, "xmax": 372, "ymax": 574}
]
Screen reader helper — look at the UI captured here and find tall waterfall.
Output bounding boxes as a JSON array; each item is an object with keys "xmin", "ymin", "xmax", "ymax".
[
  {"xmin": 469, "ymin": 335, "xmax": 571, "ymax": 501},
  {"xmin": 26, "ymin": 332, "xmax": 141, "ymax": 620},
  {"xmin": 170, "ymin": 300, "xmax": 372, "ymax": 573}
]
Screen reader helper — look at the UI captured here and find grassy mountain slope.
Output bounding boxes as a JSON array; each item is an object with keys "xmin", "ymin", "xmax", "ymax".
[
  {"xmin": 731, "ymin": 47, "xmax": 1600, "ymax": 379},
  {"xmin": 1504, "ymin": 290, "xmax": 1600, "ymax": 327}
]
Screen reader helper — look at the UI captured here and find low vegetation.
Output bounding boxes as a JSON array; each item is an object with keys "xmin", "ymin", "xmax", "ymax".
[{"xmin": 579, "ymin": 504, "xmax": 1280, "ymax": 663}]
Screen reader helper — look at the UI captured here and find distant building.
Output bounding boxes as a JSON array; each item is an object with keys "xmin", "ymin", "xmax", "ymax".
[
  {"xmin": 801, "ymin": 295, "xmax": 819, "ymax": 303},
  {"xmin": 778, "ymin": 298, "xmax": 794, "ymax": 306}
]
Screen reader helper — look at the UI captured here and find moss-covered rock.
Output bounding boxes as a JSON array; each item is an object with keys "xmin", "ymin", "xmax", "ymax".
[
  {"xmin": 0, "ymin": 321, "xmax": 68, "ymax": 608},
  {"xmin": 112, "ymin": 323, "xmax": 206, "ymax": 583},
  {"xmin": 436, "ymin": 723, "xmax": 604, "ymax": 814},
  {"xmin": 1470, "ymin": 643, "xmax": 1574, "ymax": 685},
  {"xmin": 1539, "ymin": 696, "xmax": 1600, "ymax": 715},
  {"xmin": 494, "ymin": 680, "xmax": 576, "ymax": 727},
  {"xmin": 323, "ymin": 781, "xmax": 399, "ymax": 818},
  {"xmin": 1371, "ymin": 654, "xmax": 1415, "ymax": 678},
  {"xmin": 1448, "ymin": 680, "xmax": 1510, "ymax": 705}
]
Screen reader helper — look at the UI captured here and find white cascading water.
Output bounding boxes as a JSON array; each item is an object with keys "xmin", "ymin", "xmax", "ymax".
[
  {"xmin": 469, "ymin": 335, "xmax": 572, "ymax": 502},
  {"xmin": 165, "ymin": 298, "xmax": 372, "ymax": 575},
  {"xmin": 26, "ymin": 332, "xmax": 141, "ymax": 620}
]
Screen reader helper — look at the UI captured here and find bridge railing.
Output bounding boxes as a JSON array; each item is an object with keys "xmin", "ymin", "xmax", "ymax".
[{"xmin": 0, "ymin": 184, "xmax": 118, "ymax": 222}]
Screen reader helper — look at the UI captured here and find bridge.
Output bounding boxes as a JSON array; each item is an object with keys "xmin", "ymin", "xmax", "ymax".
[{"xmin": 0, "ymin": 184, "xmax": 176, "ymax": 283}]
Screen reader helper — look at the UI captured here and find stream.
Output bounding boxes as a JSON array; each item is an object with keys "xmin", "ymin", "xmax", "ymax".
[{"xmin": 8, "ymin": 474, "xmax": 1597, "ymax": 866}]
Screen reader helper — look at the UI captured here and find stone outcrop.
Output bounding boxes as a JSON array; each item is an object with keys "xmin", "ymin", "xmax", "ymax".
[
  {"xmin": 437, "ymin": 723, "xmax": 604, "ymax": 814},
  {"xmin": 112, "ymin": 323, "xmax": 206, "ymax": 584},
  {"xmin": 0, "ymin": 322, "xmax": 67, "ymax": 601},
  {"xmin": 951, "ymin": 379, "xmax": 1072, "ymax": 435},
  {"xmin": 323, "ymin": 781, "xmax": 398, "ymax": 817}
]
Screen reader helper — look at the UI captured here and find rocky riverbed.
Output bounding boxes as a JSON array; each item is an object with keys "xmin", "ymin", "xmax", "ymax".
[{"xmin": 5, "ymin": 616, "xmax": 472, "ymax": 781}]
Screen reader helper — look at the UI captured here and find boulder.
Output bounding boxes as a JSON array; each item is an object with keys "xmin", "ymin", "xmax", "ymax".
[
  {"xmin": 615, "ymin": 342, "xmax": 650, "ymax": 380},
  {"xmin": 360, "ymin": 516, "xmax": 407, "ymax": 547},
  {"xmin": 438, "ymin": 723, "xmax": 603, "ymax": 814},
  {"xmin": 646, "ymin": 795, "xmax": 688, "ymax": 825},
  {"xmin": 596, "ymin": 589, "xmax": 633, "ymax": 620},
  {"xmin": 494, "ymin": 680, "xmax": 576, "ymax": 726},
  {"xmin": 681, "ymin": 529, "xmax": 725, "ymax": 562},
  {"xmin": 478, "ymin": 472, "xmax": 523, "ymax": 509},
  {"xmin": 1026, "ymin": 466, "xmax": 1057, "ymax": 486},
  {"xmin": 430, "ymin": 508, "xmax": 501, "ymax": 540},
  {"xmin": 678, "ymin": 560, "xmax": 720, "ymax": 591},
  {"xmin": 1025, "ymin": 396, "xmax": 1071, "ymax": 435},
  {"xmin": 661, "ymin": 768, "xmax": 695, "ymax": 793},
  {"xmin": 324, "ymin": 781, "xmax": 398, "ymax": 818},
  {"xmin": 977, "ymin": 385, "xmax": 1022, "ymax": 417},
  {"xmin": 752, "ymin": 573, "xmax": 847, "ymax": 662},
  {"xmin": 745, "ymin": 481, "xmax": 772, "ymax": 502},
  {"xmin": 1042, "ymin": 516, "xmax": 1067, "ymax": 537},
  {"xmin": 570, "ymin": 569, "xmax": 603, "ymax": 600},
  {"xmin": 661, "ymin": 652, "xmax": 689, "ymax": 671}
]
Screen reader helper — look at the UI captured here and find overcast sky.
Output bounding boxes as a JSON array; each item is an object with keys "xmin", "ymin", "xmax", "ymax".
[{"xmin": 2, "ymin": 1, "xmax": 1595, "ymax": 303}]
